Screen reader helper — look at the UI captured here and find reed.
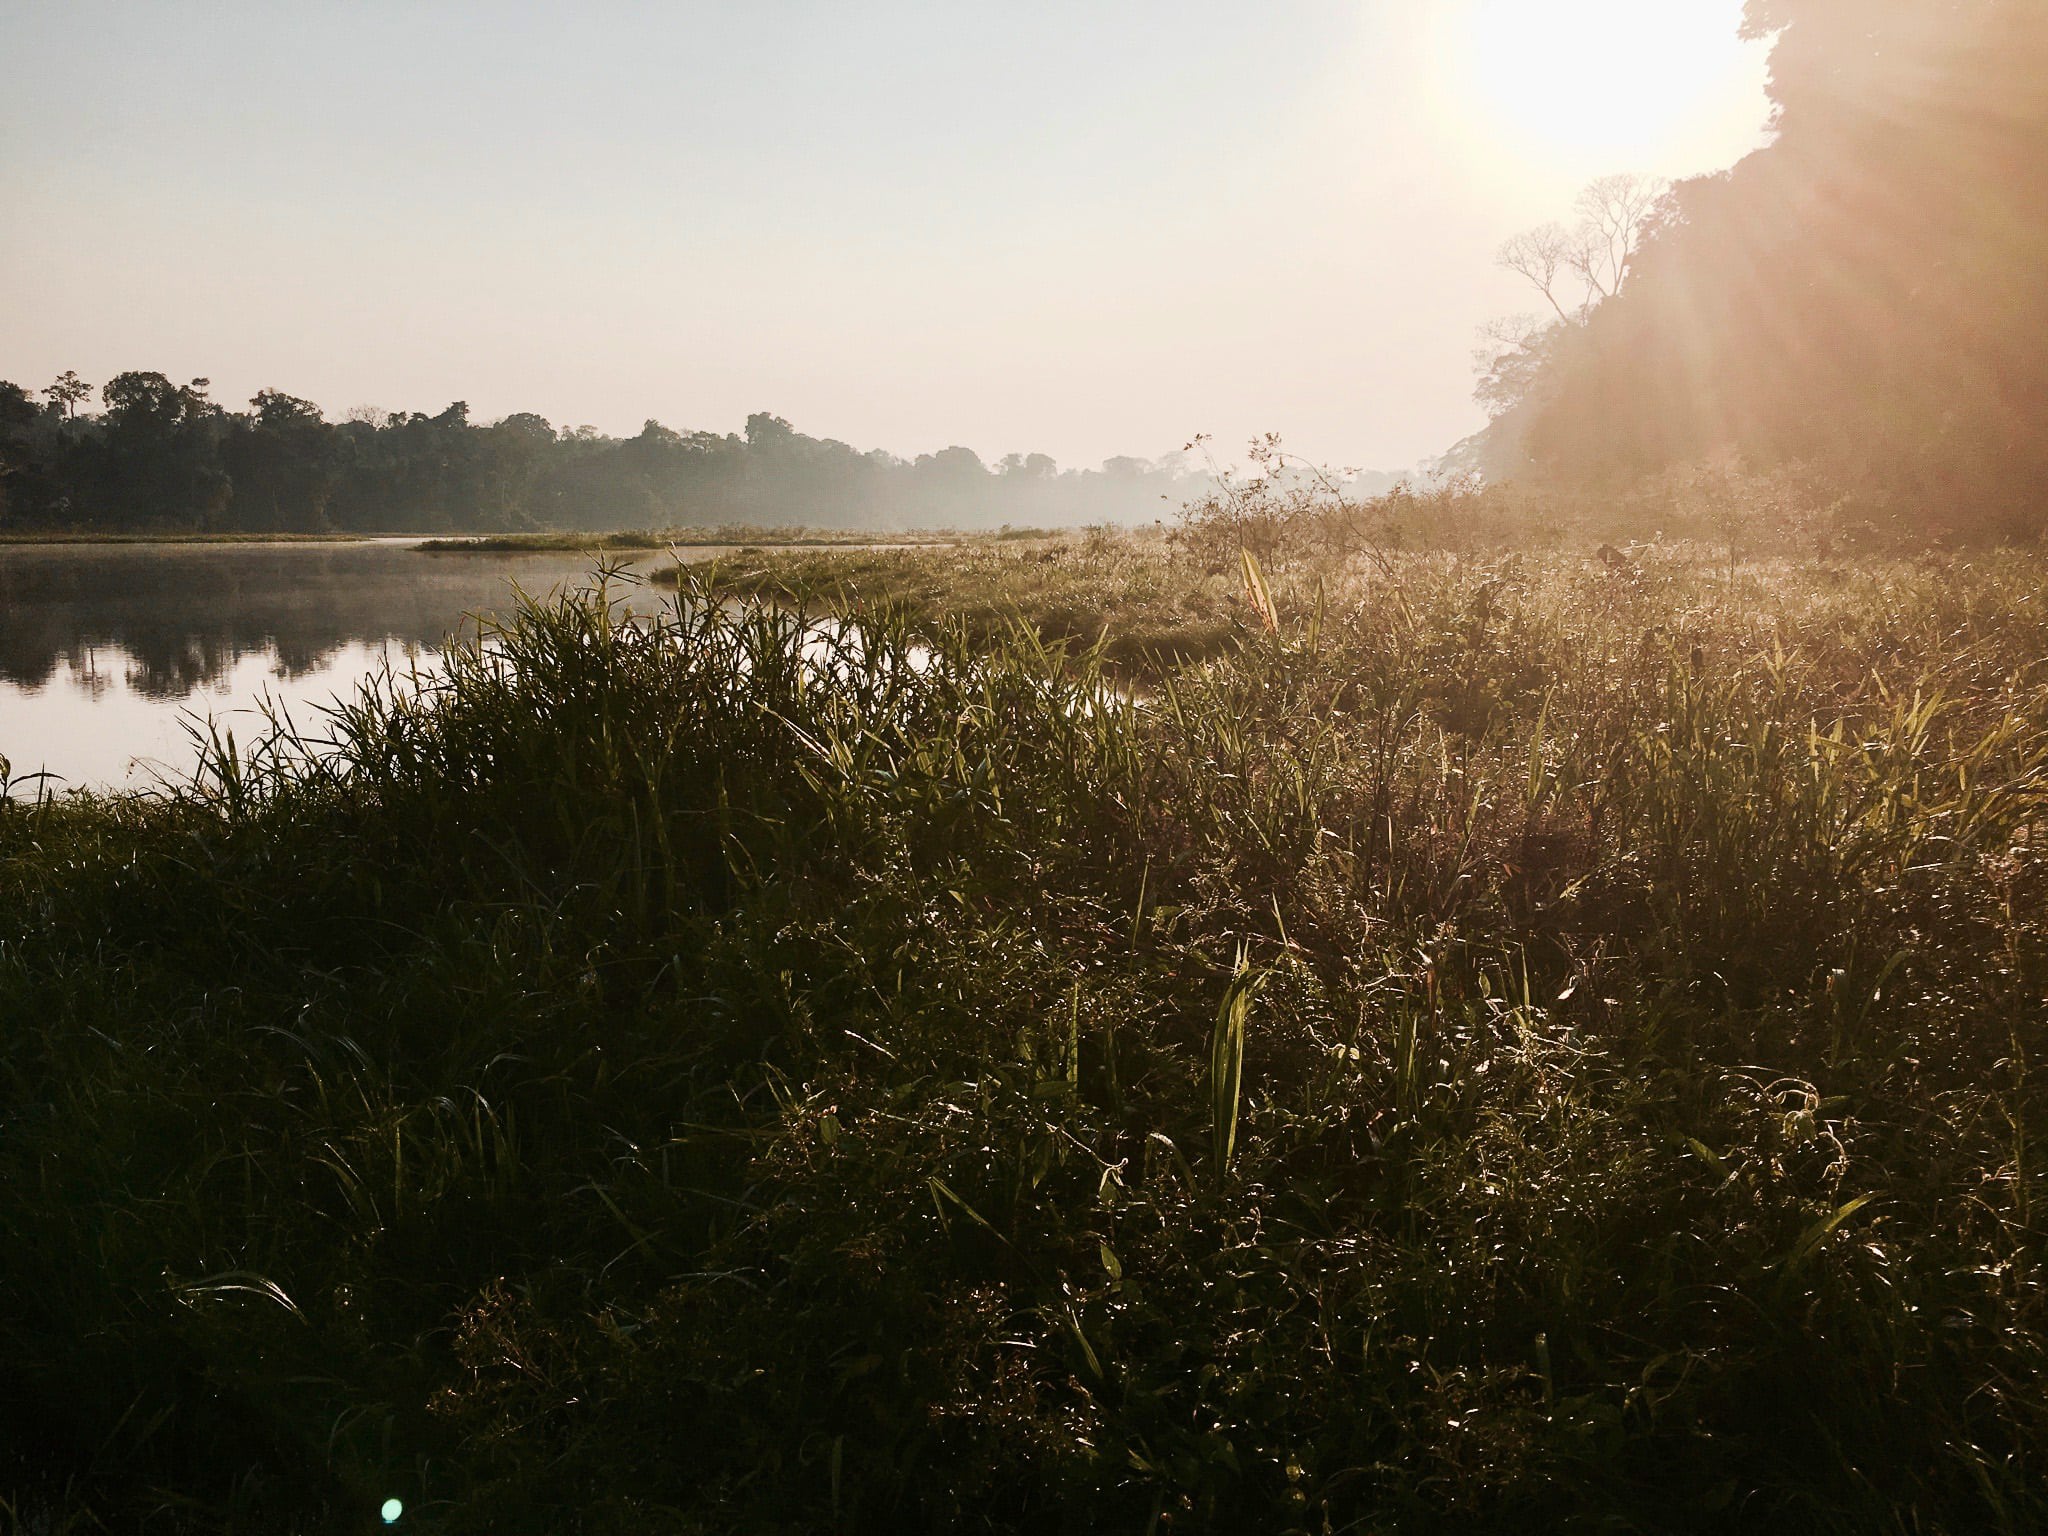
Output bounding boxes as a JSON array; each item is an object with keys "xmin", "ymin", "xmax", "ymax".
[{"xmin": 3, "ymin": 540, "xmax": 2045, "ymax": 1532}]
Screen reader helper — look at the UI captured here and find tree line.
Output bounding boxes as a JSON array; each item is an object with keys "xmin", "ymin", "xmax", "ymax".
[
  {"xmin": 1468, "ymin": 0, "xmax": 2048, "ymax": 542},
  {"xmin": 0, "ymin": 374, "xmax": 1216, "ymax": 534}
]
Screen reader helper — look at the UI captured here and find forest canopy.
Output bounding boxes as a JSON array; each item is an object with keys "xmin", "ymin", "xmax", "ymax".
[{"xmin": 0, "ymin": 378, "xmax": 1234, "ymax": 535}]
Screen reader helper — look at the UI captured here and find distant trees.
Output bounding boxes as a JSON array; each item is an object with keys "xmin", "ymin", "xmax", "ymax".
[
  {"xmin": 0, "ymin": 382, "xmax": 38, "ymax": 433},
  {"xmin": 220, "ymin": 390, "xmax": 336, "ymax": 530},
  {"xmin": 78, "ymin": 373, "xmax": 232, "ymax": 528},
  {"xmin": 0, "ymin": 376, "xmax": 1210, "ymax": 533},
  {"xmin": 996, "ymin": 452, "xmax": 1057, "ymax": 480},
  {"xmin": 482, "ymin": 412, "xmax": 560, "ymax": 524},
  {"xmin": 41, "ymin": 370, "xmax": 90, "ymax": 419},
  {"xmin": 0, "ymin": 383, "xmax": 46, "ymax": 525}
]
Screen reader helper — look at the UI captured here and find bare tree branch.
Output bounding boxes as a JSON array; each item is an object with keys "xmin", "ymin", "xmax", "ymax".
[
  {"xmin": 1568, "ymin": 173, "xmax": 1668, "ymax": 300},
  {"xmin": 1497, "ymin": 223, "xmax": 1580, "ymax": 324}
]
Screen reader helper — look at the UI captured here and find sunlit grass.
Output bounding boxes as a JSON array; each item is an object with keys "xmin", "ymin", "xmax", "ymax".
[
  {"xmin": 414, "ymin": 526, "xmax": 972, "ymax": 554},
  {"xmin": 677, "ymin": 526, "xmax": 1239, "ymax": 672},
  {"xmin": 3, "ymin": 540, "xmax": 2046, "ymax": 1531}
]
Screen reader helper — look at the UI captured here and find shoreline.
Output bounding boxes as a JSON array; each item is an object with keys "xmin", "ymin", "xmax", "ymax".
[
  {"xmin": 0, "ymin": 530, "xmax": 392, "ymax": 546},
  {"xmin": 0, "ymin": 526, "xmax": 1036, "ymax": 551}
]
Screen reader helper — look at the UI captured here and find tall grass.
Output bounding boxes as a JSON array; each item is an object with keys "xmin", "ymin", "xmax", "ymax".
[{"xmin": 2, "ymin": 546, "xmax": 2045, "ymax": 1532}]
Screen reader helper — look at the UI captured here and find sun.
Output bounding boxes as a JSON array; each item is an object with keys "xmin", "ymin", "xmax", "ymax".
[{"xmin": 1438, "ymin": 0, "xmax": 1771, "ymax": 175}]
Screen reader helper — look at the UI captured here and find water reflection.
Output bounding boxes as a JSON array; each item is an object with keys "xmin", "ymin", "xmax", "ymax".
[
  {"xmin": 0, "ymin": 540, "xmax": 682, "ymax": 793},
  {"xmin": 0, "ymin": 541, "xmax": 680, "ymax": 696}
]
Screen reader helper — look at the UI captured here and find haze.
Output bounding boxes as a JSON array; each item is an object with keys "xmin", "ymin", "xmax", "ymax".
[{"xmin": 0, "ymin": 1, "xmax": 1771, "ymax": 472}]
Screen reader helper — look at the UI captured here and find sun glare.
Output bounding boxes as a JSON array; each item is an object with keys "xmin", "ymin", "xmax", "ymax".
[{"xmin": 1441, "ymin": 0, "xmax": 1771, "ymax": 177}]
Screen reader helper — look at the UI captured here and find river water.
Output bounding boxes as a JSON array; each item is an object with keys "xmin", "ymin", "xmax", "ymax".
[{"xmin": 0, "ymin": 540, "xmax": 703, "ymax": 796}]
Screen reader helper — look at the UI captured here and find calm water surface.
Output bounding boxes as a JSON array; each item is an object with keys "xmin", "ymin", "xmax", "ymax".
[{"xmin": 0, "ymin": 540, "xmax": 708, "ymax": 795}]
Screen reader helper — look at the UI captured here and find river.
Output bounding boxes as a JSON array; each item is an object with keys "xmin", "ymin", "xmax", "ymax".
[{"xmin": 0, "ymin": 539, "xmax": 706, "ymax": 796}]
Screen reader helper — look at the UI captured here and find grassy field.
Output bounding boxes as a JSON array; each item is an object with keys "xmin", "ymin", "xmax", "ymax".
[
  {"xmin": 674, "ymin": 527, "xmax": 1236, "ymax": 670},
  {"xmin": 3, "ymin": 534, "xmax": 2046, "ymax": 1532}
]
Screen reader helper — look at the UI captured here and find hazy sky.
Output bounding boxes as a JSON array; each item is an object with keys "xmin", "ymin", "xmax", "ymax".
[{"xmin": 0, "ymin": 2, "xmax": 1772, "ymax": 472}]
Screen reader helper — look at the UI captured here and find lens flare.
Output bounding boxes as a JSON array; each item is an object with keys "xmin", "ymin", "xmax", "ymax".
[{"xmin": 1438, "ymin": 0, "xmax": 1770, "ymax": 173}]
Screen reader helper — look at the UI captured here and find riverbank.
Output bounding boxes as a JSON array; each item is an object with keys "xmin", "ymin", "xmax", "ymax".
[
  {"xmin": 668, "ymin": 526, "xmax": 1235, "ymax": 670},
  {"xmin": 0, "ymin": 525, "xmax": 989, "ymax": 550},
  {"xmin": 0, "ymin": 530, "xmax": 385, "ymax": 545},
  {"xmin": 414, "ymin": 526, "xmax": 987, "ymax": 553},
  {"xmin": 4, "ymin": 540, "xmax": 2046, "ymax": 1532}
]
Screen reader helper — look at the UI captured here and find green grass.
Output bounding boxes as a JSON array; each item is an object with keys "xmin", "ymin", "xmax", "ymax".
[{"xmin": 3, "ymin": 540, "xmax": 2047, "ymax": 1532}]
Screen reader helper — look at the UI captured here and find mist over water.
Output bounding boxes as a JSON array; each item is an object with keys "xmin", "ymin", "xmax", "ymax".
[{"xmin": 0, "ymin": 541, "xmax": 681, "ymax": 792}]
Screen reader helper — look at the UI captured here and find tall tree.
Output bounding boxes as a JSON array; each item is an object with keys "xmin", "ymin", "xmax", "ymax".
[
  {"xmin": 41, "ymin": 371, "xmax": 91, "ymax": 419},
  {"xmin": 1505, "ymin": 0, "xmax": 2048, "ymax": 536}
]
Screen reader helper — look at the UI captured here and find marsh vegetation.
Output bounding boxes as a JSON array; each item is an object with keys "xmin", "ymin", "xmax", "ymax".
[
  {"xmin": 7, "ymin": 0, "xmax": 2045, "ymax": 1527},
  {"xmin": 4, "ymin": 522, "xmax": 2045, "ymax": 1532}
]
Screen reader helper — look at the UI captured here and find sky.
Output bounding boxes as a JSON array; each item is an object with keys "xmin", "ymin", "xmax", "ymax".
[{"xmin": 0, "ymin": 1, "xmax": 1774, "ymax": 473}]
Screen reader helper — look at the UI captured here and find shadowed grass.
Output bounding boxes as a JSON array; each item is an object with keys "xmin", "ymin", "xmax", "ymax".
[{"xmin": 3, "ymin": 544, "xmax": 2046, "ymax": 1532}]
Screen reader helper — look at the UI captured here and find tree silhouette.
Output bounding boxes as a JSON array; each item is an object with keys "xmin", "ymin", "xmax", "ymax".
[
  {"xmin": 1478, "ymin": 0, "xmax": 2048, "ymax": 538},
  {"xmin": 0, "ymin": 374, "xmax": 1211, "ymax": 534},
  {"xmin": 41, "ymin": 371, "xmax": 91, "ymax": 419}
]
